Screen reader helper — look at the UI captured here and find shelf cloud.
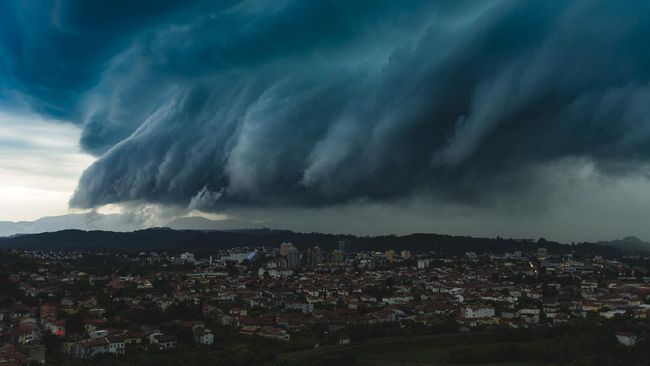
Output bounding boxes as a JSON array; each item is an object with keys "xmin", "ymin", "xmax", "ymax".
[{"xmin": 2, "ymin": 0, "xmax": 650, "ymax": 214}]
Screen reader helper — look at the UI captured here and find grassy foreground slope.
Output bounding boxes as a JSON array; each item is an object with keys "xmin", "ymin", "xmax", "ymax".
[{"xmin": 274, "ymin": 325, "xmax": 649, "ymax": 366}]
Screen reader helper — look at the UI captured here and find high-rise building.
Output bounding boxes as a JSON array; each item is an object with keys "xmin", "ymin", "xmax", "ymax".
[
  {"xmin": 338, "ymin": 240, "xmax": 350, "ymax": 253},
  {"xmin": 401, "ymin": 250, "xmax": 412, "ymax": 260},
  {"xmin": 287, "ymin": 248, "xmax": 301, "ymax": 269},
  {"xmin": 330, "ymin": 250, "xmax": 344, "ymax": 263},
  {"xmin": 385, "ymin": 250, "xmax": 396, "ymax": 261},
  {"xmin": 180, "ymin": 252, "xmax": 196, "ymax": 264},
  {"xmin": 280, "ymin": 242, "xmax": 295, "ymax": 256},
  {"xmin": 310, "ymin": 246, "xmax": 323, "ymax": 267}
]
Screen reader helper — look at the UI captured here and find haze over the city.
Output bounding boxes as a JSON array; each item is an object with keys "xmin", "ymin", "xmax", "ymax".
[{"xmin": 2, "ymin": 0, "xmax": 650, "ymax": 242}]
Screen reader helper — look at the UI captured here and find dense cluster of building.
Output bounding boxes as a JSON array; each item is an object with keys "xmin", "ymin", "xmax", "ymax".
[{"xmin": 1, "ymin": 241, "xmax": 649, "ymax": 363}]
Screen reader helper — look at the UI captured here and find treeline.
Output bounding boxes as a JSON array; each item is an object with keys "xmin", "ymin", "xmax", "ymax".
[{"xmin": 0, "ymin": 229, "xmax": 627, "ymax": 257}]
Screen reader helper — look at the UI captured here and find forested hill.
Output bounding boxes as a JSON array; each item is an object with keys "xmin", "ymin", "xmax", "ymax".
[{"xmin": 0, "ymin": 228, "xmax": 625, "ymax": 256}]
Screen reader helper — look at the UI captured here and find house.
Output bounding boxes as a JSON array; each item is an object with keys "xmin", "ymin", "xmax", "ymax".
[
  {"xmin": 239, "ymin": 326, "xmax": 290, "ymax": 341},
  {"xmin": 285, "ymin": 303, "xmax": 314, "ymax": 314},
  {"xmin": 72, "ymin": 338, "xmax": 108, "ymax": 359},
  {"xmin": 52, "ymin": 320, "xmax": 66, "ymax": 336},
  {"xmin": 149, "ymin": 332, "xmax": 177, "ymax": 350},
  {"xmin": 193, "ymin": 328, "xmax": 214, "ymax": 346},
  {"xmin": 461, "ymin": 304, "xmax": 495, "ymax": 319},
  {"xmin": 258, "ymin": 326, "xmax": 290, "ymax": 341},
  {"xmin": 365, "ymin": 309, "xmax": 400, "ymax": 324},
  {"xmin": 58, "ymin": 337, "xmax": 81, "ymax": 356},
  {"xmin": 121, "ymin": 331, "xmax": 144, "ymax": 346},
  {"xmin": 238, "ymin": 325, "xmax": 257, "ymax": 337},
  {"xmin": 11, "ymin": 324, "xmax": 40, "ymax": 345},
  {"xmin": 71, "ymin": 337, "xmax": 125, "ymax": 359},
  {"xmin": 106, "ymin": 336, "xmax": 126, "ymax": 355},
  {"xmin": 519, "ymin": 308, "xmax": 541, "ymax": 324},
  {"xmin": 83, "ymin": 318, "xmax": 107, "ymax": 332},
  {"xmin": 615, "ymin": 332, "xmax": 637, "ymax": 346},
  {"xmin": 458, "ymin": 304, "xmax": 498, "ymax": 327},
  {"xmin": 88, "ymin": 330, "xmax": 109, "ymax": 339},
  {"xmin": 552, "ymin": 313, "xmax": 570, "ymax": 326}
]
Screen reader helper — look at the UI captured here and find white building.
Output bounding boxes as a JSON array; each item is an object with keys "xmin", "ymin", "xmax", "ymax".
[
  {"xmin": 194, "ymin": 329, "xmax": 214, "ymax": 346},
  {"xmin": 519, "ymin": 308, "xmax": 541, "ymax": 324},
  {"xmin": 149, "ymin": 332, "xmax": 178, "ymax": 350},
  {"xmin": 71, "ymin": 337, "xmax": 125, "ymax": 359},
  {"xmin": 461, "ymin": 305, "xmax": 495, "ymax": 319},
  {"xmin": 225, "ymin": 251, "xmax": 250, "ymax": 263},
  {"xmin": 615, "ymin": 332, "xmax": 637, "ymax": 346},
  {"xmin": 417, "ymin": 259, "xmax": 432, "ymax": 269},
  {"xmin": 180, "ymin": 252, "xmax": 196, "ymax": 264}
]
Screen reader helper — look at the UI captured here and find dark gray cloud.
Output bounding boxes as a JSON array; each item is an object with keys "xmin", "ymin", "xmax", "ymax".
[
  {"xmin": 2, "ymin": 0, "xmax": 650, "ymax": 212},
  {"xmin": 0, "ymin": 0, "xmax": 200, "ymax": 119}
]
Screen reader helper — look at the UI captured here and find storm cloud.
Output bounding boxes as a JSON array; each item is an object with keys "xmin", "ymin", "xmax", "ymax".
[{"xmin": 2, "ymin": 0, "xmax": 650, "ymax": 212}]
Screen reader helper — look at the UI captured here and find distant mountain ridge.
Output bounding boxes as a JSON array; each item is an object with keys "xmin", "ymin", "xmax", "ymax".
[
  {"xmin": 0, "ymin": 227, "xmax": 626, "ymax": 257},
  {"xmin": 598, "ymin": 236, "xmax": 650, "ymax": 252},
  {"xmin": 0, "ymin": 213, "xmax": 273, "ymax": 237},
  {"xmin": 0, "ymin": 213, "xmax": 144, "ymax": 237},
  {"xmin": 1, "ymin": 214, "xmax": 646, "ymax": 255}
]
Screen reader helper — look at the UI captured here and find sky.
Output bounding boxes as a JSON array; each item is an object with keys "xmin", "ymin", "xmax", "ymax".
[
  {"xmin": 0, "ymin": 113, "xmax": 94, "ymax": 221},
  {"xmin": 2, "ymin": 0, "xmax": 650, "ymax": 242}
]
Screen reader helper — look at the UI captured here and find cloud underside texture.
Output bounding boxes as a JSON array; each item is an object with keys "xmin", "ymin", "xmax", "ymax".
[{"xmin": 2, "ymin": 0, "xmax": 650, "ymax": 210}]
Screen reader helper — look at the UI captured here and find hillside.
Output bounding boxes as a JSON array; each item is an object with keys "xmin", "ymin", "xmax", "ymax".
[
  {"xmin": 0, "ymin": 228, "xmax": 623, "ymax": 256},
  {"xmin": 599, "ymin": 236, "xmax": 650, "ymax": 252}
]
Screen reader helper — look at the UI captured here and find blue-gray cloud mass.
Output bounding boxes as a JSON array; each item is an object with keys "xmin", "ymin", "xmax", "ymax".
[{"xmin": 2, "ymin": 0, "xmax": 650, "ymax": 211}]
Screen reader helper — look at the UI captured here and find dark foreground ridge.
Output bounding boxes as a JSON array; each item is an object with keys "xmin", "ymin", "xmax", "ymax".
[{"xmin": 0, "ymin": 228, "xmax": 632, "ymax": 255}]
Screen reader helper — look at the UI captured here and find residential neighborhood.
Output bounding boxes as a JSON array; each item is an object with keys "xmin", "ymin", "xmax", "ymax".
[{"xmin": 0, "ymin": 241, "xmax": 649, "ymax": 364}]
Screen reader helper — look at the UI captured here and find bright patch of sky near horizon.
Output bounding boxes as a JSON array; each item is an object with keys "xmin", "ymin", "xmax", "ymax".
[{"xmin": 0, "ymin": 112, "xmax": 95, "ymax": 221}]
